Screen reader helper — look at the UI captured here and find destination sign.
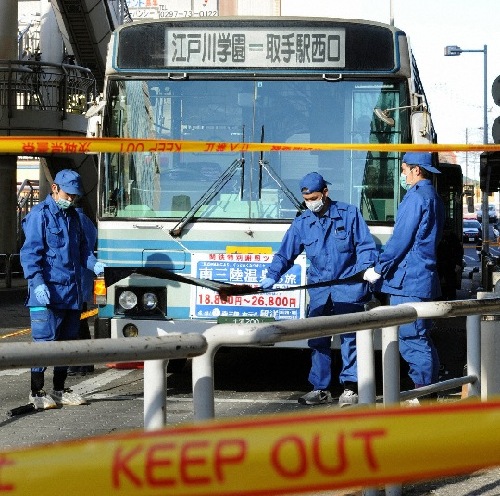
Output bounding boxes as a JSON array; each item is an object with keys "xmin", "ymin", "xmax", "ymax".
[
  {"xmin": 117, "ymin": 21, "xmax": 396, "ymax": 72},
  {"xmin": 165, "ymin": 28, "xmax": 345, "ymax": 69}
]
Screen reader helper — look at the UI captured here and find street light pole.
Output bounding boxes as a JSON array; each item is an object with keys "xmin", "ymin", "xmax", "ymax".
[
  {"xmin": 483, "ymin": 44, "xmax": 488, "ymax": 145},
  {"xmin": 465, "ymin": 128, "xmax": 469, "ymax": 187},
  {"xmin": 444, "ymin": 45, "xmax": 488, "ymax": 143},
  {"xmin": 445, "ymin": 45, "xmax": 489, "ymax": 264}
]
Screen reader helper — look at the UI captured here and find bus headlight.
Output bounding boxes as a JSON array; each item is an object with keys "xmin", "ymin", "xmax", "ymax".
[
  {"xmin": 142, "ymin": 292, "xmax": 158, "ymax": 310},
  {"xmin": 115, "ymin": 286, "xmax": 167, "ymax": 318},
  {"xmin": 118, "ymin": 291, "xmax": 138, "ymax": 310}
]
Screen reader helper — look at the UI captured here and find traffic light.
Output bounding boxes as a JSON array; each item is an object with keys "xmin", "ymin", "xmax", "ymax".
[
  {"xmin": 481, "ymin": 70, "xmax": 500, "ymax": 186},
  {"xmin": 480, "ymin": 152, "xmax": 500, "ymax": 193},
  {"xmin": 493, "ymin": 116, "xmax": 500, "ymax": 144},
  {"xmin": 493, "ymin": 75, "xmax": 500, "ymax": 143}
]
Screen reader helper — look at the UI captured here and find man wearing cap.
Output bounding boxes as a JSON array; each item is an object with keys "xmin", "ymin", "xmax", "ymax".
[
  {"xmin": 67, "ymin": 206, "xmax": 98, "ymax": 377},
  {"xmin": 363, "ymin": 152, "xmax": 445, "ymax": 401},
  {"xmin": 261, "ymin": 172, "xmax": 378, "ymax": 406},
  {"xmin": 20, "ymin": 169, "xmax": 105, "ymax": 410}
]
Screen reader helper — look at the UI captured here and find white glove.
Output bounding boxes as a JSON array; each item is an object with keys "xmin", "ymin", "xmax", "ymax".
[
  {"xmin": 260, "ymin": 277, "xmax": 276, "ymax": 290},
  {"xmin": 363, "ymin": 267, "xmax": 381, "ymax": 284},
  {"xmin": 34, "ymin": 283, "xmax": 50, "ymax": 305},
  {"xmin": 93, "ymin": 261, "xmax": 105, "ymax": 276}
]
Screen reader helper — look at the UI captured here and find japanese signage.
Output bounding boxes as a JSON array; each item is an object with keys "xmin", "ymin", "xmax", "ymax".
[
  {"xmin": 128, "ymin": 0, "xmax": 218, "ymax": 20},
  {"xmin": 166, "ymin": 28, "xmax": 346, "ymax": 69},
  {"xmin": 0, "ymin": 137, "xmax": 495, "ymax": 155},
  {"xmin": 190, "ymin": 253, "xmax": 306, "ymax": 320}
]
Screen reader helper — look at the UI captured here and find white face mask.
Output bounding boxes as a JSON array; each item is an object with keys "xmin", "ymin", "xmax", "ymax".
[
  {"xmin": 56, "ymin": 198, "xmax": 73, "ymax": 209},
  {"xmin": 305, "ymin": 198, "xmax": 324, "ymax": 213},
  {"xmin": 400, "ymin": 172, "xmax": 413, "ymax": 190}
]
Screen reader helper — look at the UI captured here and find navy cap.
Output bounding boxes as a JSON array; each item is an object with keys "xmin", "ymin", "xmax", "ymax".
[
  {"xmin": 299, "ymin": 172, "xmax": 328, "ymax": 194},
  {"xmin": 54, "ymin": 169, "xmax": 84, "ymax": 196},
  {"xmin": 402, "ymin": 152, "xmax": 441, "ymax": 174}
]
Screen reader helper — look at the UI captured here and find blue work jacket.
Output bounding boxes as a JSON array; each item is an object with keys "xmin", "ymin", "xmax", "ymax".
[
  {"xmin": 374, "ymin": 179, "xmax": 444, "ymax": 298},
  {"xmin": 266, "ymin": 200, "xmax": 378, "ymax": 308},
  {"xmin": 20, "ymin": 195, "xmax": 98, "ymax": 309},
  {"xmin": 76, "ymin": 208, "xmax": 97, "ymax": 304}
]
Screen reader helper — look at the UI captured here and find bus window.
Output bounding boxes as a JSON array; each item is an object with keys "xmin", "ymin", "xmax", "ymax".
[{"xmin": 102, "ymin": 78, "xmax": 409, "ymax": 220}]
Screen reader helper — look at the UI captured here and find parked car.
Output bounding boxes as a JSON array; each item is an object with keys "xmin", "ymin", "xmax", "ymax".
[
  {"xmin": 476, "ymin": 205, "xmax": 497, "ymax": 223},
  {"xmin": 463, "ymin": 219, "xmax": 482, "ymax": 243}
]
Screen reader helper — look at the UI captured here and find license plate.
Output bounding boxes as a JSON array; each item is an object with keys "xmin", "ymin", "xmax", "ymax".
[
  {"xmin": 217, "ymin": 316, "xmax": 275, "ymax": 324},
  {"xmin": 469, "ymin": 237, "xmax": 475, "ymax": 241}
]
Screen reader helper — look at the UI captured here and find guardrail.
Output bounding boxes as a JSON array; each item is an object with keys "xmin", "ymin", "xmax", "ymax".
[
  {"xmin": 0, "ymin": 334, "xmax": 207, "ymax": 430},
  {"xmin": 191, "ymin": 294, "xmax": 500, "ymax": 421}
]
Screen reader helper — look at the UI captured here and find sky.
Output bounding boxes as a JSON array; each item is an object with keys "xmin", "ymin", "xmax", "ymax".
[{"xmin": 281, "ymin": 0, "xmax": 500, "ymax": 178}]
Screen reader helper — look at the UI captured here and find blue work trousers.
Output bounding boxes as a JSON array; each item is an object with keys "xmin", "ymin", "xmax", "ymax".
[
  {"xmin": 30, "ymin": 307, "xmax": 81, "ymax": 373},
  {"xmin": 307, "ymin": 299, "xmax": 363, "ymax": 390},
  {"xmin": 390, "ymin": 295, "xmax": 440, "ymax": 386}
]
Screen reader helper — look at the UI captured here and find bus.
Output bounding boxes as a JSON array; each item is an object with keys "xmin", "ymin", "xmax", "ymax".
[{"xmin": 92, "ymin": 16, "xmax": 462, "ymax": 344}]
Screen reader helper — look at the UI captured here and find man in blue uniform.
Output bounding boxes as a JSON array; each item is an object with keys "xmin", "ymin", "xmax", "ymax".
[
  {"xmin": 261, "ymin": 172, "xmax": 378, "ymax": 405},
  {"xmin": 67, "ymin": 207, "xmax": 98, "ymax": 376},
  {"xmin": 20, "ymin": 169, "xmax": 105, "ymax": 410},
  {"xmin": 364, "ymin": 152, "xmax": 444, "ymax": 399}
]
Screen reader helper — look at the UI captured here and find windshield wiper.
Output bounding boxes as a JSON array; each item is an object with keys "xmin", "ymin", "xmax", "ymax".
[
  {"xmin": 169, "ymin": 158, "xmax": 244, "ymax": 237},
  {"xmin": 258, "ymin": 124, "xmax": 304, "ymax": 213},
  {"xmin": 259, "ymin": 159, "xmax": 305, "ymax": 213}
]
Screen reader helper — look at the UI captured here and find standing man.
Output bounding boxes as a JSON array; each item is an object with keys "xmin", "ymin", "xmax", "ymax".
[
  {"xmin": 67, "ymin": 207, "xmax": 98, "ymax": 376},
  {"xmin": 20, "ymin": 169, "xmax": 105, "ymax": 410},
  {"xmin": 261, "ymin": 172, "xmax": 378, "ymax": 406},
  {"xmin": 364, "ymin": 152, "xmax": 444, "ymax": 396}
]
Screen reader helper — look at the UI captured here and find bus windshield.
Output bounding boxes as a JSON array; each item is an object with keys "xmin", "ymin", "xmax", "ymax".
[{"xmin": 101, "ymin": 78, "xmax": 408, "ymax": 222}]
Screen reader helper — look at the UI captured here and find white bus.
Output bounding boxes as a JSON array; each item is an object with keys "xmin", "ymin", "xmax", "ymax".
[{"xmin": 92, "ymin": 16, "xmax": 458, "ymax": 345}]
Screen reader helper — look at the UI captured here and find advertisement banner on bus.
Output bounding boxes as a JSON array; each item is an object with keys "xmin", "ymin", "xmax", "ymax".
[{"xmin": 190, "ymin": 253, "xmax": 306, "ymax": 320}]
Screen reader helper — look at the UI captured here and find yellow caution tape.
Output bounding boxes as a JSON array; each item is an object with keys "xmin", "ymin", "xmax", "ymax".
[
  {"xmin": 80, "ymin": 308, "xmax": 98, "ymax": 320},
  {"xmin": 0, "ymin": 329, "xmax": 31, "ymax": 339},
  {"xmin": 2, "ymin": 400, "xmax": 500, "ymax": 494},
  {"xmin": 0, "ymin": 136, "xmax": 500, "ymax": 154}
]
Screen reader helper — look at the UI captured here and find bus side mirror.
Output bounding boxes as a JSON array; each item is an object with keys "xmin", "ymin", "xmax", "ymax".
[
  {"xmin": 410, "ymin": 110, "xmax": 432, "ymax": 144},
  {"xmin": 85, "ymin": 98, "xmax": 106, "ymax": 139}
]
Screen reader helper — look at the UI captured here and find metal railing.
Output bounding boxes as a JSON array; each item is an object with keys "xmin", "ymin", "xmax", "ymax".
[
  {"xmin": 0, "ymin": 59, "xmax": 96, "ymax": 120},
  {"xmin": 0, "ymin": 334, "xmax": 207, "ymax": 430},
  {"xmin": 2, "ymin": 296, "xmax": 500, "ymax": 424},
  {"xmin": 190, "ymin": 296, "xmax": 500, "ymax": 420},
  {"xmin": 18, "ymin": 17, "xmax": 40, "ymax": 61}
]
